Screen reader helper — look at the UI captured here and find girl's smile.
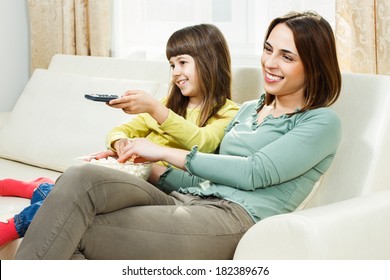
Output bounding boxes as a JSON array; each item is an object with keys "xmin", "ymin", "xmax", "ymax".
[{"xmin": 170, "ymin": 54, "xmax": 202, "ymax": 106}]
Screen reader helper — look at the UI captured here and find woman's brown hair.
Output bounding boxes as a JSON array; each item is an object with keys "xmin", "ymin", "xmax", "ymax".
[
  {"xmin": 165, "ymin": 24, "xmax": 232, "ymax": 127},
  {"xmin": 263, "ymin": 11, "xmax": 341, "ymax": 111}
]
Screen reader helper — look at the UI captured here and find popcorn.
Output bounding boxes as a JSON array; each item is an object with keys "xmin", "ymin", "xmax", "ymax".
[{"xmin": 76, "ymin": 156, "xmax": 152, "ymax": 180}]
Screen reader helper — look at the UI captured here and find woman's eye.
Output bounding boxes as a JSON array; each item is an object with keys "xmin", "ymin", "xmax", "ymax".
[
  {"xmin": 283, "ymin": 55, "xmax": 293, "ymax": 62},
  {"xmin": 264, "ymin": 46, "xmax": 272, "ymax": 54},
  {"xmin": 170, "ymin": 64, "xmax": 175, "ymax": 69}
]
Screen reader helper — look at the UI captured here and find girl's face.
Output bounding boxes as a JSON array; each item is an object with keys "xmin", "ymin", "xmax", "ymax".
[
  {"xmin": 261, "ymin": 23, "xmax": 305, "ymax": 99},
  {"xmin": 169, "ymin": 54, "xmax": 202, "ymax": 103}
]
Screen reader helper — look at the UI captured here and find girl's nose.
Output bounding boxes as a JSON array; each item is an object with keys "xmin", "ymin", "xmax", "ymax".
[{"xmin": 171, "ymin": 66, "xmax": 180, "ymax": 76}]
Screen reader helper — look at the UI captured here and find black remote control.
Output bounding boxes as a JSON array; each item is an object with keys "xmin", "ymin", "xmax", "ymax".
[{"xmin": 84, "ymin": 94, "xmax": 119, "ymax": 102}]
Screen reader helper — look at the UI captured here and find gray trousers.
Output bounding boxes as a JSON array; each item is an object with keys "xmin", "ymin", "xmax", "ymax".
[{"xmin": 15, "ymin": 164, "xmax": 254, "ymax": 260}]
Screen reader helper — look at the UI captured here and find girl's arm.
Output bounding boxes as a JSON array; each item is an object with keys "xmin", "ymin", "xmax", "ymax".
[
  {"xmin": 109, "ymin": 96, "xmax": 239, "ymax": 154},
  {"xmin": 158, "ymin": 100, "xmax": 239, "ymax": 153},
  {"xmin": 106, "ymin": 114, "xmax": 152, "ymax": 150},
  {"xmin": 108, "ymin": 90, "xmax": 169, "ymax": 122}
]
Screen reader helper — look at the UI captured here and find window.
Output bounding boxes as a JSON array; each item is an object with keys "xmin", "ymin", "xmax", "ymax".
[{"xmin": 112, "ymin": 0, "xmax": 335, "ymax": 66}]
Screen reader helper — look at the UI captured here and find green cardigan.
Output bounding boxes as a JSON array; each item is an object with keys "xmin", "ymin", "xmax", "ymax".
[{"xmin": 158, "ymin": 95, "xmax": 342, "ymax": 222}]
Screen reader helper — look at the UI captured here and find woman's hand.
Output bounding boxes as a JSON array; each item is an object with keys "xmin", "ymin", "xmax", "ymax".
[
  {"xmin": 113, "ymin": 138, "xmax": 133, "ymax": 158},
  {"xmin": 116, "ymin": 138, "xmax": 167, "ymax": 163},
  {"xmin": 117, "ymin": 138, "xmax": 189, "ymax": 170},
  {"xmin": 107, "ymin": 90, "xmax": 169, "ymax": 124}
]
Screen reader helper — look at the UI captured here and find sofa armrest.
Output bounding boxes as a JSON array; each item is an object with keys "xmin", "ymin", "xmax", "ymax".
[{"xmin": 234, "ymin": 189, "xmax": 390, "ymax": 259}]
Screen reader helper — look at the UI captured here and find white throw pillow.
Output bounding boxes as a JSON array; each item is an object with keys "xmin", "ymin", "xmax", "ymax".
[{"xmin": 0, "ymin": 69, "xmax": 160, "ymax": 172}]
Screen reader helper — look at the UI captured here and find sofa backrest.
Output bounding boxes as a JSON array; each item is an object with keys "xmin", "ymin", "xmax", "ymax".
[
  {"xmin": 231, "ymin": 66, "xmax": 263, "ymax": 104},
  {"xmin": 306, "ymin": 73, "xmax": 390, "ymax": 208},
  {"xmin": 49, "ymin": 55, "xmax": 171, "ymax": 99},
  {"xmin": 49, "ymin": 54, "xmax": 263, "ymax": 104},
  {"xmin": 0, "ymin": 69, "xmax": 161, "ymax": 172}
]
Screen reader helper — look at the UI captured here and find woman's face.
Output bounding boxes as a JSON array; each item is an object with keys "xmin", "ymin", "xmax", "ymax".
[
  {"xmin": 261, "ymin": 23, "xmax": 305, "ymax": 99},
  {"xmin": 169, "ymin": 54, "xmax": 202, "ymax": 104}
]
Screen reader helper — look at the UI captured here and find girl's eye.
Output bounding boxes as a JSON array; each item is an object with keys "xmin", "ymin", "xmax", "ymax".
[
  {"xmin": 283, "ymin": 55, "xmax": 293, "ymax": 62},
  {"xmin": 170, "ymin": 64, "xmax": 175, "ymax": 69},
  {"xmin": 180, "ymin": 61, "xmax": 187, "ymax": 65}
]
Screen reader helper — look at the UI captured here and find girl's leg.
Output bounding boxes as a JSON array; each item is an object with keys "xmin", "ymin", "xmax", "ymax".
[
  {"xmin": 15, "ymin": 164, "xmax": 175, "ymax": 259},
  {"xmin": 0, "ymin": 183, "xmax": 54, "ymax": 246},
  {"xmin": 0, "ymin": 218, "xmax": 18, "ymax": 246},
  {"xmin": 0, "ymin": 177, "xmax": 54, "ymax": 198},
  {"xmin": 79, "ymin": 192, "xmax": 255, "ymax": 260},
  {"xmin": 0, "ymin": 201, "xmax": 44, "ymax": 246},
  {"xmin": 30, "ymin": 182, "xmax": 53, "ymax": 204}
]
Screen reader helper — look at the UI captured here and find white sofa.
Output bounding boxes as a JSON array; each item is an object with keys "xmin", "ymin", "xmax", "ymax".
[{"xmin": 0, "ymin": 54, "xmax": 389, "ymax": 259}]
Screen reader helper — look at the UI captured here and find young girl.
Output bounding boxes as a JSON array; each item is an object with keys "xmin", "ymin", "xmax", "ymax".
[
  {"xmin": 16, "ymin": 11, "xmax": 342, "ymax": 260},
  {"xmin": 101, "ymin": 22, "xmax": 238, "ymax": 161},
  {"xmin": 0, "ymin": 24, "xmax": 239, "ymax": 247}
]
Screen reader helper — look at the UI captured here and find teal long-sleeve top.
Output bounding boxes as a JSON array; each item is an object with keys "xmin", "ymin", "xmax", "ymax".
[{"xmin": 157, "ymin": 95, "xmax": 342, "ymax": 222}]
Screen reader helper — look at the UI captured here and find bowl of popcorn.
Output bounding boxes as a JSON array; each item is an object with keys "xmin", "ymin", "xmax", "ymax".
[{"xmin": 76, "ymin": 156, "xmax": 152, "ymax": 180}]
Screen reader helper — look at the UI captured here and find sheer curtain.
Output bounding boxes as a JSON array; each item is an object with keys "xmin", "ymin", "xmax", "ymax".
[
  {"xmin": 336, "ymin": 0, "xmax": 390, "ymax": 75},
  {"xmin": 28, "ymin": 0, "xmax": 112, "ymax": 71},
  {"xmin": 111, "ymin": 0, "xmax": 335, "ymax": 65}
]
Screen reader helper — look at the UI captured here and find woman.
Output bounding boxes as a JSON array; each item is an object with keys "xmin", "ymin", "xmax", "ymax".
[{"xmin": 16, "ymin": 11, "xmax": 342, "ymax": 260}]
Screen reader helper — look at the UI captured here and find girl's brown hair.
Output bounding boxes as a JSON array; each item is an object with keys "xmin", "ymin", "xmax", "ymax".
[
  {"xmin": 264, "ymin": 11, "xmax": 341, "ymax": 111},
  {"xmin": 165, "ymin": 24, "xmax": 232, "ymax": 127}
]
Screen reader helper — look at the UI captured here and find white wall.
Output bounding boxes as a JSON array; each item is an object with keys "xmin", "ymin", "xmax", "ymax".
[{"xmin": 0, "ymin": 0, "xmax": 30, "ymax": 112}]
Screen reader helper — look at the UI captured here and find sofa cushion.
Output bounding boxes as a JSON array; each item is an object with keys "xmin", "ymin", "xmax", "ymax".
[
  {"xmin": 306, "ymin": 73, "xmax": 390, "ymax": 208},
  {"xmin": 0, "ymin": 69, "xmax": 160, "ymax": 172}
]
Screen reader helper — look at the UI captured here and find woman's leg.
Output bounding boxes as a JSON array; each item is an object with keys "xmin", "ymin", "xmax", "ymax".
[
  {"xmin": 78, "ymin": 192, "xmax": 255, "ymax": 260},
  {"xmin": 15, "ymin": 164, "xmax": 175, "ymax": 259}
]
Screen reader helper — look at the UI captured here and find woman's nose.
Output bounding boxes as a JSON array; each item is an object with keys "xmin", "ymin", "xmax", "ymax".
[{"xmin": 263, "ymin": 54, "xmax": 277, "ymax": 69}]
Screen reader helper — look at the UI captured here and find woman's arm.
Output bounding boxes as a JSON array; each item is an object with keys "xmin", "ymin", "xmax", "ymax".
[
  {"xmin": 184, "ymin": 110, "xmax": 342, "ymax": 190},
  {"xmin": 117, "ymin": 108, "xmax": 341, "ymax": 192},
  {"xmin": 116, "ymin": 137, "xmax": 189, "ymax": 168}
]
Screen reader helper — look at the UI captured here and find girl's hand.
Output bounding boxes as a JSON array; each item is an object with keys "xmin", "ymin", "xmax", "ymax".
[
  {"xmin": 107, "ymin": 90, "xmax": 158, "ymax": 115},
  {"xmin": 88, "ymin": 149, "xmax": 117, "ymax": 160},
  {"xmin": 108, "ymin": 90, "xmax": 169, "ymax": 124}
]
